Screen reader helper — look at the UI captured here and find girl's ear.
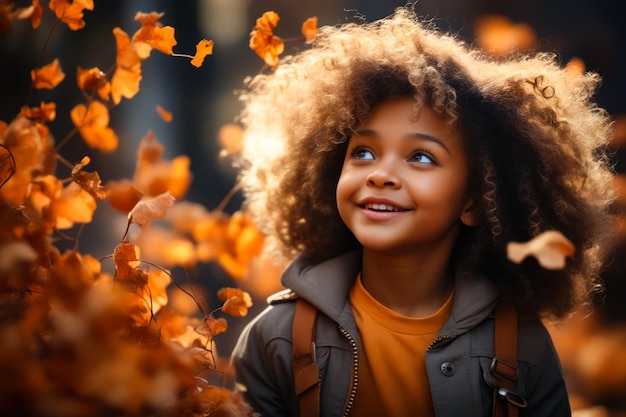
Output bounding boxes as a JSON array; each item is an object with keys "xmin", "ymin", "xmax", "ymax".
[{"xmin": 460, "ymin": 199, "xmax": 478, "ymax": 227}]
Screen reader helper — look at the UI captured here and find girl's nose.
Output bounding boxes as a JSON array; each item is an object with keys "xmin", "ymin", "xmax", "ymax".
[{"xmin": 366, "ymin": 163, "xmax": 400, "ymax": 188}]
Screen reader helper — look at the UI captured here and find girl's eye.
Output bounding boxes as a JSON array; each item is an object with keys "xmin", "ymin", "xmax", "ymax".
[
  {"xmin": 350, "ymin": 147, "xmax": 374, "ymax": 160},
  {"xmin": 409, "ymin": 151, "xmax": 435, "ymax": 164}
]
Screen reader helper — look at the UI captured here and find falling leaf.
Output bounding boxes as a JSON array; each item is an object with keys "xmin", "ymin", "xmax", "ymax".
[
  {"xmin": 507, "ymin": 230, "xmax": 575, "ymax": 270},
  {"xmin": 190, "ymin": 39, "xmax": 213, "ymax": 68},
  {"xmin": 196, "ymin": 315, "xmax": 228, "ymax": 338},
  {"xmin": 48, "ymin": 0, "xmax": 94, "ymax": 31},
  {"xmin": 53, "ymin": 181, "xmax": 98, "ymax": 229},
  {"xmin": 111, "ymin": 27, "xmax": 142, "ymax": 104},
  {"xmin": 77, "ymin": 66, "xmax": 110, "ymax": 100},
  {"xmin": 135, "ymin": 131, "xmax": 164, "ymax": 174},
  {"xmin": 70, "ymin": 101, "xmax": 119, "ymax": 152},
  {"xmin": 249, "ymin": 11, "xmax": 284, "ymax": 67},
  {"xmin": 0, "ymin": 116, "xmax": 55, "ymax": 204},
  {"xmin": 474, "ymin": 15, "xmax": 536, "ymax": 57},
  {"xmin": 20, "ymin": 101, "xmax": 56, "ymax": 122},
  {"xmin": 217, "ymin": 211, "xmax": 264, "ymax": 279},
  {"xmin": 107, "ymin": 179, "xmax": 143, "ymax": 214},
  {"xmin": 0, "ymin": 144, "xmax": 15, "ymax": 189},
  {"xmin": 155, "ymin": 105, "xmax": 173, "ymax": 122},
  {"xmin": 113, "ymin": 241, "xmax": 141, "ymax": 280},
  {"xmin": 128, "ymin": 191, "xmax": 176, "ymax": 227},
  {"xmin": 301, "ymin": 16, "xmax": 318, "ymax": 43},
  {"xmin": 217, "ymin": 287, "xmax": 253, "ymax": 317},
  {"xmin": 132, "ymin": 11, "xmax": 177, "ymax": 57},
  {"xmin": 31, "ymin": 59, "xmax": 66, "ymax": 89},
  {"xmin": 140, "ymin": 269, "xmax": 171, "ymax": 314},
  {"xmin": 14, "ymin": 0, "xmax": 43, "ymax": 29},
  {"xmin": 217, "ymin": 123, "xmax": 243, "ymax": 157},
  {"xmin": 71, "ymin": 156, "xmax": 108, "ymax": 200}
]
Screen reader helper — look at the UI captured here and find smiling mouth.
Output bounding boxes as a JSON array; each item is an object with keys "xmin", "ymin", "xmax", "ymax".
[{"xmin": 364, "ymin": 203, "xmax": 406, "ymax": 212}]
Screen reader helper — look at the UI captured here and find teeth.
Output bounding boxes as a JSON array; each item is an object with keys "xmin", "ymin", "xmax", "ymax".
[{"xmin": 366, "ymin": 203, "xmax": 401, "ymax": 212}]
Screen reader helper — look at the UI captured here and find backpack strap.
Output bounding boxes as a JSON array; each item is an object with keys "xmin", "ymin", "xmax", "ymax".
[
  {"xmin": 491, "ymin": 301, "xmax": 526, "ymax": 417},
  {"xmin": 292, "ymin": 298, "xmax": 320, "ymax": 417}
]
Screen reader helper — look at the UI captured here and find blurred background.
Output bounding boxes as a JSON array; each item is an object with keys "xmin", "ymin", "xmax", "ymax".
[{"xmin": 1, "ymin": 0, "xmax": 625, "ymax": 415}]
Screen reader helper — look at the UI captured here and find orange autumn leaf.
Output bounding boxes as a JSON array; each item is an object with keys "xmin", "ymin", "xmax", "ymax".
[
  {"xmin": 190, "ymin": 39, "xmax": 213, "ymax": 68},
  {"xmin": 113, "ymin": 241, "xmax": 141, "ymax": 280},
  {"xmin": 31, "ymin": 58, "xmax": 65, "ymax": 89},
  {"xmin": 132, "ymin": 131, "xmax": 192, "ymax": 198},
  {"xmin": 474, "ymin": 15, "xmax": 536, "ymax": 57},
  {"xmin": 53, "ymin": 181, "xmax": 97, "ymax": 229},
  {"xmin": 196, "ymin": 315, "xmax": 228, "ymax": 338},
  {"xmin": 217, "ymin": 287, "xmax": 252, "ymax": 318},
  {"xmin": 301, "ymin": 16, "xmax": 319, "ymax": 43},
  {"xmin": 128, "ymin": 191, "xmax": 175, "ymax": 227},
  {"xmin": 140, "ymin": 269, "xmax": 171, "ymax": 314},
  {"xmin": 217, "ymin": 211, "xmax": 264, "ymax": 279},
  {"xmin": 0, "ymin": 116, "xmax": 55, "ymax": 204},
  {"xmin": 111, "ymin": 27, "xmax": 142, "ymax": 105},
  {"xmin": 107, "ymin": 179, "xmax": 143, "ymax": 214},
  {"xmin": 49, "ymin": 251, "xmax": 97, "ymax": 304},
  {"xmin": 155, "ymin": 105, "xmax": 173, "ymax": 122},
  {"xmin": 217, "ymin": 123, "xmax": 243, "ymax": 157},
  {"xmin": 20, "ymin": 101, "xmax": 56, "ymax": 122},
  {"xmin": 249, "ymin": 11, "xmax": 284, "ymax": 67},
  {"xmin": 48, "ymin": 0, "xmax": 94, "ymax": 31},
  {"xmin": 71, "ymin": 156, "xmax": 108, "ymax": 200},
  {"xmin": 14, "ymin": 0, "xmax": 43, "ymax": 29},
  {"xmin": 135, "ymin": 130, "xmax": 164, "ymax": 174},
  {"xmin": 70, "ymin": 101, "xmax": 119, "ymax": 152},
  {"xmin": 76, "ymin": 66, "xmax": 110, "ymax": 100},
  {"xmin": 507, "ymin": 230, "xmax": 575, "ymax": 270},
  {"xmin": 132, "ymin": 11, "xmax": 177, "ymax": 57}
]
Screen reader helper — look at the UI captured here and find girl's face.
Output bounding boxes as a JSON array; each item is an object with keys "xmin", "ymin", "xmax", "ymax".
[{"xmin": 336, "ymin": 97, "xmax": 476, "ymax": 257}]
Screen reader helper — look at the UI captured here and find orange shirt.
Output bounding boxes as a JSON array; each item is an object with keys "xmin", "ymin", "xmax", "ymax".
[{"xmin": 348, "ymin": 275, "xmax": 454, "ymax": 417}]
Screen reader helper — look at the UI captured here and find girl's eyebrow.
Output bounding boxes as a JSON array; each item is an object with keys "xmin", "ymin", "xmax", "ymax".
[{"xmin": 353, "ymin": 128, "xmax": 451, "ymax": 154}]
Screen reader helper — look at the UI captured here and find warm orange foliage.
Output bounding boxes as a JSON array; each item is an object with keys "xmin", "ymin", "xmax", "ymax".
[
  {"xmin": 10, "ymin": 0, "xmax": 43, "ymax": 29},
  {"xmin": 474, "ymin": 15, "xmax": 536, "ymax": 57},
  {"xmin": 218, "ymin": 287, "xmax": 253, "ymax": 318},
  {"xmin": 76, "ymin": 66, "xmax": 110, "ymax": 100},
  {"xmin": 20, "ymin": 100, "xmax": 56, "ymax": 122},
  {"xmin": 0, "ymin": 115, "xmax": 55, "ymax": 204},
  {"xmin": 111, "ymin": 26, "xmax": 142, "ymax": 105},
  {"xmin": 191, "ymin": 39, "xmax": 214, "ymax": 68},
  {"xmin": 507, "ymin": 230, "xmax": 575, "ymax": 270},
  {"xmin": 249, "ymin": 11, "xmax": 284, "ymax": 67},
  {"xmin": 31, "ymin": 58, "xmax": 65, "ymax": 89},
  {"xmin": 132, "ymin": 11, "xmax": 177, "ymax": 57},
  {"xmin": 49, "ymin": 0, "xmax": 94, "ymax": 31},
  {"xmin": 128, "ymin": 191, "xmax": 175, "ymax": 227},
  {"xmin": 71, "ymin": 156, "xmax": 108, "ymax": 200},
  {"xmin": 70, "ymin": 100, "xmax": 119, "ymax": 152},
  {"xmin": 301, "ymin": 16, "xmax": 319, "ymax": 43},
  {"xmin": 218, "ymin": 123, "xmax": 243, "ymax": 156},
  {"xmin": 129, "ymin": 131, "xmax": 192, "ymax": 199},
  {"xmin": 155, "ymin": 105, "xmax": 173, "ymax": 122},
  {"xmin": 0, "ymin": 3, "xmax": 314, "ymax": 416}
]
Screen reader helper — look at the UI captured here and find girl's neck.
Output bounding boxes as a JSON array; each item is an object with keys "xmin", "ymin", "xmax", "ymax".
[{"xmin": 359, "ymin": 248, "xmax": 454, "ymax": 318}]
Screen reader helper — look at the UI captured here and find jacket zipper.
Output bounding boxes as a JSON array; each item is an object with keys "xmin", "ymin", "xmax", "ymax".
[
  {"xmin": 426, "ymin": 334, "xmax": 451, "ymax": 351},
  {"xmin": 339, "ymin": 326, "xmax": 359, "ymax": 417}
]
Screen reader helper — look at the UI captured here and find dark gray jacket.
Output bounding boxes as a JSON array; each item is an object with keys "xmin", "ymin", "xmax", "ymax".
[{"xmin": 230, "ymin": 251, "xmax": 571, "ymax": 417}]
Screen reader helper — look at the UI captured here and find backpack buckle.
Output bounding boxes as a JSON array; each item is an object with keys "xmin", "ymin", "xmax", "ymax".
[
  {"xmin": 497, "ymin": 388, "xmax": 527, "ymax": 408},
  {"xmin": 490, "ymin": 357, "xmax": 518, "ymax": 382}
]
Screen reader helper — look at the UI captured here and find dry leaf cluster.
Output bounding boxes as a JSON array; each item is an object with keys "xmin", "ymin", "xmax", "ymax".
[{"xmin": 0, "ymin": 2, "xmax": 278, "ymax": 416}]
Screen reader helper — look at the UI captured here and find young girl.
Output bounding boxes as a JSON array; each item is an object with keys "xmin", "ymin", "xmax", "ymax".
[{"xmin": 229, "ymin": 7, "xmax": 614, "ymax": 417}]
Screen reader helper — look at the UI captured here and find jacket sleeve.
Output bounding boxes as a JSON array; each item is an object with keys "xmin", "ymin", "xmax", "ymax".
[
  {"xmin": 230, "ymin": 303, "xmax": 297, "ymax": 417},
  {"xmin": 519, "ymin": 322, "xmax": 571, "ymax": 417}
]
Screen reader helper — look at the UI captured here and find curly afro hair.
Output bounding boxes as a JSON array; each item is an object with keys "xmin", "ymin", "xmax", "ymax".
[{"xmin": 235, "ymin": 7, "xmax": 615, "ymax": 319}]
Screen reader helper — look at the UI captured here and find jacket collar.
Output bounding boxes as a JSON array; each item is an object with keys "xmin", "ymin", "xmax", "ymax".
[{"xmin": 282, "ymin": 250, "xmax": 501, "ymax": 336}]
